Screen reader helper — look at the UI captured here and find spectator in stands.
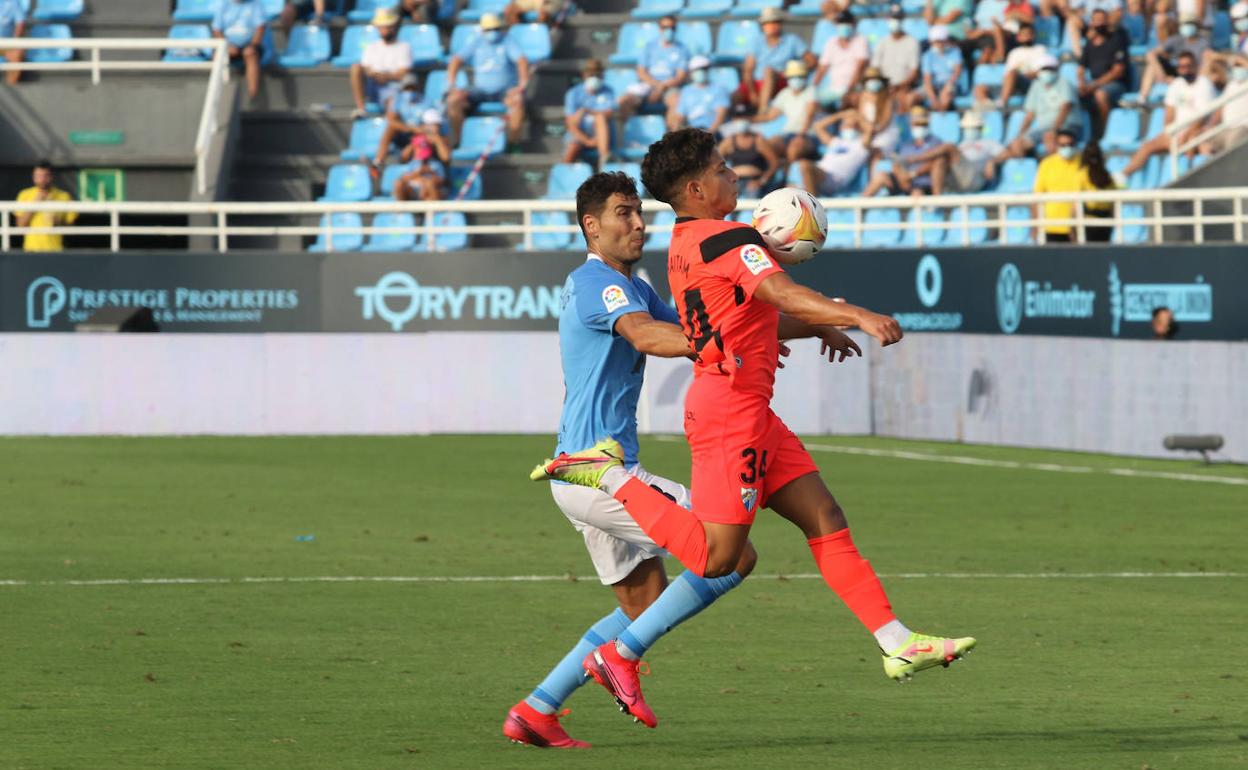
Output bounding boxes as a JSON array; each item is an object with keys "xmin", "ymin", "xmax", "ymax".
[
  {"xmin": 856, "ymin": 66, "xmax": 900, "ymax": 153},
  {"xmin": 742, "ymin": 8, "xmax": 811, "ymax": 113},
  {"xmin": 907, "ymin": 110, "xmax": 1006, "ymax": 193},
  {"xmin": 1151, "ymin": 306, "xmax": 1177, "ymax": 338},
  {"xmin": 913, "ymin": 25, "xmax": 964, "ymax": 111},
  {"xmin": 446, "ymin": 13, "xmax": 530, "ymax": 147},
  {"xmin": 1136, "ymin": 13, "xmax": 1210, "ymax": 103},
  {"xmin": 975, "ymin": 21, "xmax": 1048, "ymax": 109},
  {"xmin": 212, "ymin": 0, "xmax": 267, "ymax": 100},
  {"xmin": 923, "ymin": 0, "xmax": 973, "ymax": 42},
  {"xmin": 1057, "ymin": 0, "xmax": 1124, "ymax": 60},
  {"xmin": 394, "ymin": 111, "xmax": 449, "ymax": 202},
  {"xmin": 563, "ymin": 58, "xmax": 616, "ymax": 166},
  {"xmin": 505, "ymin": 0, "xmax": 565, "ymax": 26},
  {"xmin": 1117, "ymin": 52, "xmax": 1217, "ymax": 180},
  {"xmin": 1233, "ymin": 2, "xmax": 1248, "ymax": 55},
  {"xmin": 15, "ymin": 161, "xmax": 77, "ymax": 253},
  {"xmin": 280, "ymin": 0, "xmax": 324, "ymax": 34},
  {"xmin": 799, "ymin": 112, "xmax": 871, "ymax": 195},
  {"xmin": 720, "ymin": 123, "xmax": 782, "ymax": 196},
  {"xmin": 1078, "ymin": 9, "xmax": 1130, "ymax": 136},
  {"xmin": 872, "ymin": 5, "xmax": 921, "ymax": 102},
  {"xmin": 965, "ymin": 0, "xmax": 1009, "ymax": 63},
  {"xmin": 995, "ymin": 53, "xmax": 1080, "ymax": 160},
  {"xmin": 350, "ymin": 8, "xmax": 412, "ymax": 119},
  {"xmin": 863, "ymin": 106, "xmax": 945, "ymax": 196},
  {"xmin": 1080, "ymin": 140, "xmax": 1116, "ymax": 241},
  {"xmin": 813, "ymin": 10, "xmax": 869, "ymax": 111},
  {"xmin": 402, "ymin": 0, "xmax": 441, "ymax": 24},
  {"xmin": 1154, "ymin": 0, "xmax": 1215, "ymax": 45},
  {"xmin": 1, "ymin": 0, "xmax": 27, "ymax": 85},
  {"xmin": 1209, "ymin": 50, "xmax": 1248, "ymax": 151},
  {"xmin": 757, "ymin": 60, "xmax": 817, "ymax": 160},
  {"xmin": 373, "ymin": 72, "xmax": 430, "ymax": 169},
  {"xmin": 669, "ymin": 56, "xmax": 730, "ymax": 135},
  {"xmin": 618, "ymin": 14, "xmax": 687, "ymax": 122},
  {"xmin": 1033, "ymin": 128, "xmax": 1085, "ymax": 242}
]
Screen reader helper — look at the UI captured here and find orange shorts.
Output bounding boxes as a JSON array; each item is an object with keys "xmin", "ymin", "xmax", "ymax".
[{"xmin": 684, "ymin": 375, "xmax": 819, "ymax": 526}]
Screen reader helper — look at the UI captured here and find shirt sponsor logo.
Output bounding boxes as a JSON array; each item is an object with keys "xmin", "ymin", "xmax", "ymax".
[
  {"xmin": 602, "ymin": 284, "xmax": 630, "ymax": 313},
  {"xmin": 740, "ymin": 243, "xmax": 772, "ymax": 275}
]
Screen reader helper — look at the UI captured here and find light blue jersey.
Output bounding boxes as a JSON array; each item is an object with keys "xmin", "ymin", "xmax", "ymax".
[{"xmin": 555, "ymin": 256, "xmax": 679, "ymax": 466}]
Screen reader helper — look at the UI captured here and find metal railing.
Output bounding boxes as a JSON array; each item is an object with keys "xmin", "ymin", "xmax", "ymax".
[
  {"xmin": 1167, "ymin": 82, "xmax": 1248, "ymax": 179},
  {"xmin": 0, "ymin": 37, "xmax": 231, "ymax": 195},
  {"xmin": 1, "ymin": 187, "xmax": 1245, "ymax": 252}
]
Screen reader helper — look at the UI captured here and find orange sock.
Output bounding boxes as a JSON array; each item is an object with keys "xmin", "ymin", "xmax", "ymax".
[
  {"xmin": 807, "ymin": 529, "xmax": 896, "ymax": 632},
  {"xmin": 614, "ymin": 477, "xmax": 709, "ymax": 576}
]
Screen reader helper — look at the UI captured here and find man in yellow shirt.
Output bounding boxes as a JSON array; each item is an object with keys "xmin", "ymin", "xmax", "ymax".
[
  {"xmin": 15, "ymin": 161, "xmax": 78, "ymax": 252},
  {"xmin": 1032, "ymin": 128, "xmax": 1083, "ymax": 243}
]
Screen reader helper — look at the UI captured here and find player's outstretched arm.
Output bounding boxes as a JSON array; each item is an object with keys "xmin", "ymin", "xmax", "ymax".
[
  {"xmin": 756, "ymin": 272, "xmax": 903, "ymax": 346},
  {"xmin": 777, "ymin": 314, "xmax": 863, "ymax": 363},
  {"xmin": 615, "ymin": 312, "xmax": 695, "ymax": 359}
]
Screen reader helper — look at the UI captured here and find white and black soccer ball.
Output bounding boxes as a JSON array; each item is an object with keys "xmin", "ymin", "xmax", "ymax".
[{"xmin": 751, "ymin": 187, "xmax": 829, "ymax": 265}]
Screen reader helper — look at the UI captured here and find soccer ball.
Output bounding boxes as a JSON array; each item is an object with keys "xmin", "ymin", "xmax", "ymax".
[{"xmin": 751, "ymin": 187, "xmax": 829, "ymax": 265}]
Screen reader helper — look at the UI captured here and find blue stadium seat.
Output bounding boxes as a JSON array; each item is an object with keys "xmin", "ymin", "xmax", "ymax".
[
  {"xmin": 901, "ymin": 17, "xmax": 928, "ymax": 41},
  {"xmin": 1003, "ymin": 110, "xmax": 1027, "ymax": 143},
  {"xmin": 425, "ymin": 69, "xmax": 469, "ymax": 103},
  {"xmin": 400, "ymin": 24, "xmax": 446, "ymax": 66},
  {"xmin": 452, "ymin": 116, "xmax": 506, "ymax": 161},
  {"xmin": 1146, "ymin": 82, "xmax": 1167, "ymax": 103},
  {"xmin": 602, "ymin": 161, "xmax": 643, "ymax": 187},
  {"xmin": 331, "ymin": 25, "xmax": 380, "ymax": 67},
  {"xmin": 1106, "ymin": 155, "xmax": 1148, "ymax": 191},
  {"xmin": 619, "ymin": 115, "xmax": 666, "ymax": 160},
  {"xmin": 633, "ymin": 0, "xmax": 684, "ymax": 19},
  {"xmin": 1213, "ymin": 11, "xmax": 1231, "ymax": 49},
  {"xmin": 610, "ymin": 22, "xmax": 660, "ymax": 66},
  {"xmin": 681, "ymin": 0, "xmax": 733, "ymax": 18},
  {"xmin": 1143, "ymin": 153, "xmax": 1162, "ymax": 189},
  {"xmin": 730, "ymin": 0, "xmax": 783, "ymax": 18},
  {"xmin": 309, "ymin": 213, "xmax": 365, "ymax": 252},
  {"xmin": 319, "ymin": 164, "xmax": 372, "ymax": 202},
  {"xmin": 27, "ymin": 24, "xmax": 72, "ymax": 63},
  {"xmin": 930, "ymin": 111, "xmax": 960, "ymax": 144},
  {"xmin": 947, "ymin": 206, "xmax": 989, "ymax": 245},
  {"xmin": 605, "ymin": 67, "xmax": 640, "ymax": 95},
  {"xmin": 1113, "ymin": 204, "xmax": 1148, "ymax": 243},
  {"xmin": 279, "ymin": 23, "xmax": 331, "ymax": 68},
  {"xmin": 459, "ymin": 0, "xmax": 509, "ymax": 22},
  {"xmin": 1059, "ymin": 62, "xmax": 1078, "ymax": 87},
  {"xmin": 811, "ymin": 19, "xmax": 835, "ymax": 56},
  {"xmin": 1002, "ymin": 205, "xmax": 1033, "ymax": 244},
  {"xmin": 31, "ymin": 0, "xmax": 82, "ymax": 21},
  {"xmin": 982, "ymin": 110, "xmax": 1004, "ymax": 143},
  {"xmin": 755, "ymin": 113, "xmax": 788, "ymax": 139},
  {"xmin": 858, "ymin": 18, "xmax": 889, "ymax": 52},
  {"xmin": 1145, "ymin": 106, "xmax": 1165, "ymax": 138},
  {"xmin": 417, "ymin": 212, "xmax": 470, "ymax": 251},
  {"xmin": 713, "ymin": 20, "xmax": 760, "ymax": 65},
  {"xmin": 340, "ymin": 118, "xmax": 390, "ymax": 161},
  {"xmin": 362, "ymin": 212, "xmax": 419, "ymax": 251},
  {"xmin": 547, "ymin": 162, "xmax": 594, "ymax": 199},
  {"xmin": 448, "ymin": 167, "xmax": 484, "ymax": 200},
  {"xmin": 644, "ymin": 209, "xmax": 677, "ymax": 250},
  {"xmin": 163, "ymin": 25, "xmax": 213, "ymax": 63},
  {"xmin": 998, "ymin": 158, "xmax": 1037, "ymax": 193},
  {"xmin": 172, "ymin": 0, "xmax": 218, "ymax": 22},
  {"xmin": 1033, "ymin": 15, "xmax": 1060, "ymax": 47},
  {"xmin": 448, "ymin": 23, "xmax": 479, "ymax": 59},
  {"xmin": 507, "ymin": 23, "xmax": 552, "ymax": 63},
  {"xmin": 823, "ymin": 208, "xmax": 857, "ymax": 247},
  {"xmin": 347, "ymin": 0, "xmax": 388, "ymax": 22},
  {"xmin": 676, "ymin": 21, "xmax": 713, "ymax": 56},
  {"xmin": 863, "ymin": 209, "xmax": 901, "ymax": 247},
  {"xmin": 1122, "ymin": 13, "xmax": 1147, "ymax": 55},
  {"xmin": 1156, "ymin": 152, "xmax": 1189, "ymax": 186},
  {"xmin": 530, "ymin": 212, "xmax": 576, "ymax": 250},
  {"xmin": 1102, "ymin": 108, "xmax": 1140, "ymax": 151},
  {"xmin": 373, "ymin": 162, "xmax": 415, "ymax": 200},
  {"xmin": 900, "ymin": 208, "xmax": 946, "ymax": 247},
  {"xmin": 709, "ymin": 65, "xmax": 740, "ymax": 91},
  {"xmin": 973, "ymin": 63, "xmax": 1004, "ymax": 92},
  {"xmin": 787, "ymin": 0, "xmax": 823, "ymax": 16}
]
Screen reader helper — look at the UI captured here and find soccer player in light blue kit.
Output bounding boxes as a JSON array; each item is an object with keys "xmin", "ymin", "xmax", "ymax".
[{"xmin": 502, "ymin": 171, "xmax": 759, "ymax": 749}]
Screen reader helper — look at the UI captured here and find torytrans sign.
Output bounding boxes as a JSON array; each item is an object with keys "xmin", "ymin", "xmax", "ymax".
[{"xmin": 1, "ymin": 247, "xmax": 1244, "ymax": 338}]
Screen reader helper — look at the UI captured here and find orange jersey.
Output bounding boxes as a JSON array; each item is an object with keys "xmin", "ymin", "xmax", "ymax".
[{"xmin": 667, "ymin": 217, "xmax": 786, "ymax": 401}]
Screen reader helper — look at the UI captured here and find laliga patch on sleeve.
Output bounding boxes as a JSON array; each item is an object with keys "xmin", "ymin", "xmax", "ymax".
[
  {"xmin": 602, "ymin": 284, "xmax": 630, "ymax": 313},
  {"xmin": 739, "ymin": 243, "xmax": 773, "ymax": 275}
]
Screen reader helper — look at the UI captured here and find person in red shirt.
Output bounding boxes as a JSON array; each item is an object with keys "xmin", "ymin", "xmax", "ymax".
[{"xmin": 533, "ymin": 127, "xmax": 976, "ymax": 723}]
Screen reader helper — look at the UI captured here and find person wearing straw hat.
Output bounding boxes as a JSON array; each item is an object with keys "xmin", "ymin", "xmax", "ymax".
[
  {"xmin": 0, "ymin": 0, "xmax": 27, "ymax": 86},
  {"xmin": 756, "ymin": 59, "xmax": 818, "ymax": 159},
  {"xmin": 742, "ymin": 7, "xmax": 812, "ymax": 113},
  {"xmin": 668, "ymin": 55, "xmax": 731, "ymax": 134},
  {"xmin": 863, "ymin": 105, "xmax": 945, "ymax": 196},
  {"xmin": 446, "ymin": 12, "xmax": 531, "ymax": 147},
  {"xmin": 563, "ymin": 58, "xmax": 617, "ymax": 166},
  {"xmin": 350, "ymin": 7, "xmax": 413, "ymax": 118}
]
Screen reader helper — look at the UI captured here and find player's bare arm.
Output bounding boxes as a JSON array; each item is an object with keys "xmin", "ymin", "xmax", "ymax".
[
  {"xmin": 755, "ymin": 272, "xmax": 903, "ymax": 346},
  {"xmin": 614, "ymin": 312, "xmax": 694, "ymax": 359}
]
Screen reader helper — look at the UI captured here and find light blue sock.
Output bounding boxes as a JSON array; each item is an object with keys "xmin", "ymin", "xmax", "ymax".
[
  {"xmin": 616, "ymin": 570, "xmax": 743, "ymax": 659},
  {"xmin": 525, "ymin": 607, "xmax": 630, "ymax": 715}
]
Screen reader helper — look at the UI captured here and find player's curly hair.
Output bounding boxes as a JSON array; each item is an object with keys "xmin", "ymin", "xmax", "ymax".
[
  {"xmin": 575, "ymin": 171, "xmax": 640, "ymax": 241},
  {"xmin": 640, "ymin": 128, "xmax": 717, "ymax": 206}
]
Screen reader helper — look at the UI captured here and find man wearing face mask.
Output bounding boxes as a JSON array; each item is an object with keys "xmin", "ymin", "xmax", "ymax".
[
  {"xmin": 799, "ymin": 112, "xmax": 871, "ymax": 196},
  {"xmin": 619, "ymin": 15, "xmax": 689, "ymax": 122},
  {"xmin": 373, "ymin": 72, "xmax": 431, "ymax": 170},
  {"xmin": 871, "ymin": 5, "xmax": 920, "ymax": 98},
  {"xmin": 743, "ymin": 8, "xmax": 812, "ymax": 113},
  {"xmin": 757, "ymin": 60, "xmax": 818, "ymax": 161},
  {"xmin": 912, "ymin": 25, "xmax": 964, "ymax": 111},
  {"xmin": 889, "ymin": 110, "xmax": 1005, "ymax": 194},
  {"xmin": 1117, "ymin": 52, "xmax": 1218, "ymax": 180},
  {"xmin": 564, "ymin": 59, "xmax": 617, "ymax": 166},
  {"xmin": 350, "ymin": 8, "xmax": 413, "ymax": 119},
  {"xmin": 211, "ymin": 0, "xmax": 268, "ymax": 100},
  {"xmin": 668, "ymin": 56, "xmax": 731, "ymax": 135},
  {"xmin": 1077, "ymin": 9, "xmax": 1129, "ymax": 136},
  {"xmin": 1058, "ymin": 0, "xmax": 1123, "ymax": 60},
  {"xmin": 994, "ymin": 54, "xmax": 1081, "ymax": 161},
  {"xmin": 1032, "ymin": 129, "xmax": 1086, "ymax": 243},
  {"xmin": 977, "ymin": 22, "xmax": 1049, "ymax": 110},
  {"xmin": 446, "ymin": 13, "xmax": 530, "ymax": 147},
  {"xmin": 1208, "ymin": 5, "xmax": 1248, "ymax": 151},
  {"xmin": 863, "ymin": 106, "xmax": 945, "ymax": 196},
  {"xmin": 813, "ymin": 10, "xmax": 868, "ymax": 111},
  {"xmin": 1136, "ymin": 13, "xmax": 1210, "ymax": 104},
  {"xmin": 1232, "ymin": 2, "xmax": 1248, "ymax": 56}
]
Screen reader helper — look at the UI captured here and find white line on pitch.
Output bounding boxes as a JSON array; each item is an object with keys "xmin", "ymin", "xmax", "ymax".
[
  {"xmin": 0, "ymin": 571, "xmax": 1242, "ymax": 588},
  {"xmin": 652, "ymin": 436, "xmax": 1248, "ymax": 487}
]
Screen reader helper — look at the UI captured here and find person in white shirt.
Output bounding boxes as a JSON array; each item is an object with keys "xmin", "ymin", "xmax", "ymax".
[
  {"xmin": 799, "ymin": 112, "xmax": 870, "ymax": 195},
  {"xmin": 755, "ymin": 59, "xmax": 817, "ymax": 159},
  {"xmin": 972, "ymin": 22, "xmax": 1049, "ymax": 109},
  {"xmin": 350, "ymin": 7, "xmax": 413, "ymax": 118},
  {"xmin": 1118, "ymin": 52, "xmax": 1219, "ymax": 180},
  {"xmin": 871, "ymin": 5, "xmax": 921, "ymax": 97}
]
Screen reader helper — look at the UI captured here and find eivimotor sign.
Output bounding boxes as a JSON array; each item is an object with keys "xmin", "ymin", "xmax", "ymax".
[{"xmin": 1, "ymin": 247, "xmax": 1244, "ymax": 339}]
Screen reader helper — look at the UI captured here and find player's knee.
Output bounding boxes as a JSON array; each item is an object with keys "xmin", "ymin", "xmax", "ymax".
[
  {"xmin": 736, "ymin": 542, "xmax": 758, "ymax": 578},
  {"xmin": 700, "ymin": 558, "xmax": 736, "ymax": 579}
]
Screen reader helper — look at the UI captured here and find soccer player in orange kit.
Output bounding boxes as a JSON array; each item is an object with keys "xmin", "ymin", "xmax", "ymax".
[{"xmin": 533, "ymin": 128, "xmax": 976, "ymax": 722}]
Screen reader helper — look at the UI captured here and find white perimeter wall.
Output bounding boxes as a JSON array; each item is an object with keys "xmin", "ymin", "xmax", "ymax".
[{"xmin": 1, "ymin": 333, "xmax": 1243, "ymax": 462}]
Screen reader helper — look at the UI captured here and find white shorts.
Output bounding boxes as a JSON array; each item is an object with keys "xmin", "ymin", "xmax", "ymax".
[{"xmin": 550, "ymin": 464, "xmax": 690, "ymax": 585}]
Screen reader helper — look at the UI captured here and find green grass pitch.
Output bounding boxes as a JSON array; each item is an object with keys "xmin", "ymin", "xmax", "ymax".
[{"xmin": 2, "ymin": 435, "xmax": 1246, "ymax": 769}]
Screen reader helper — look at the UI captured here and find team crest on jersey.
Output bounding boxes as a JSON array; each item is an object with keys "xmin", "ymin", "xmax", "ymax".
[
  {"xmin": 602, "ymin": 285, "xmax": 630, "ymax": 313},
  {"xmin": 740, "ymin": 486, "xmax": 759, "ymax": 513},
  {"xmin": 739, "ymin": 244, "xmax": 772, "ymax": 276}
]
